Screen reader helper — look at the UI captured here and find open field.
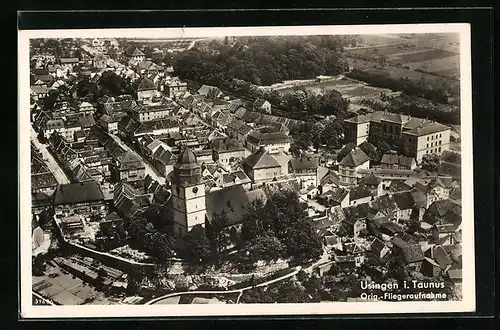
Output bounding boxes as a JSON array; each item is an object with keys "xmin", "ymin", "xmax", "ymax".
[
  {"xmin": 347, "ymin": 58, "xmax": 460, "ymax": 88},
  {"xmin": 345, "ymin": 33, "xmax": 460, "ymax": 81},
  {"xmin": 396, "ymin": 33, "xmax": 460, "ymax": 53},
  {"xmin": 388, "ymin": 48, "xmax": 457, "ymax": 63}
]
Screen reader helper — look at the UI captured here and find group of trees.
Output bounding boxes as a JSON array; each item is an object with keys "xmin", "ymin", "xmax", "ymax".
[
  {"xmin": 174, "ymin": 36, "xmax": 349, "ymax": 87},
  {"xmin": 420, "ymin": 153, "xmax": 441, "ymax": 172},
  {"xmin": 346, "ymin": 69, "xmax": 459, "ymax": 106},
  {"xmin": 277, "ymin": 89, "xmax": 350, "ymax": 116},
  {"xmin": 239, "ymin": 190, "xmax": 323, "ymax": 263},
  {"xmin": 388, "ymin": 93, "xmax": 460, "ymax": 125},
  {"xmin": 127, "ymin": 211, "xmax": 176, "ymax": 261},
  {"xmin": 75, "ymin": 71, "xmax": 135, "ymax": 102},
  {"xmin": 291, "ymin": 117, "xmax": 346, "ymax": 154}
]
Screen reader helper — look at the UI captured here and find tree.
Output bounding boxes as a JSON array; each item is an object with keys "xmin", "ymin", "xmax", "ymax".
[
  {"xmin": 206, "ymin": 211, "xmax": 231, "ymax": 253},
  {"xmin": 420, "ymin": 153, "xmax": 440, "ymax": 172},
  {"xmin": 245, "ymin": 230, "xmax": 286, "ymax": 262},
  {"xmin": 241, "ymin": 198, "xmax": 268, "ymax": 242},
  {"xmin": 182, "ymin": 225, "xmax": 213, "ymax": 264},
  {"xmin": 375, "ymin": 140, "xmax": 392, "ymax": 156}
]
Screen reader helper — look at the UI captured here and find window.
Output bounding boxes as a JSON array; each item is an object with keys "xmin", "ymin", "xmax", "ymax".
[
  {"xmin": 438, "ymin": 147, "xmax": 441, "ymax": 152},
  {"xmin": 431, "ymin": 135, "xmax": 434, "ymax": 140},
  {"xmin": 427, "ymin": 143, "xmax": 429, "ymax": 148},
  {"xmin": 439, "ymin": 140, "xmax": 442, "ymax": 145},
  {"xmin": 427, "ymin": 136, "xmax": 429, "ymax": 141},
  {"xmin": 440, "ymin": 133, "xmax": 442, "ymax": 138}
]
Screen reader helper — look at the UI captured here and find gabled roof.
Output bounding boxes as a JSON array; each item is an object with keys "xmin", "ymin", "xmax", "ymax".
[
  {"xmin": 117, "ymin": 150, "xmax": 145, "ymax": 170},
  {"xmin": 205, "ymin": 185, "xmax": 266, "ymax": 226},
  {"xmin": 253, "ymin": 98, "xmax": 271, "ymax": 108},
  {"xmin": 244, "ymin": 148, "xmax": 280, "ymax": 169},
  {"xmin": 423, "ymin": 199, "xmax": 462, "ymax": 228},
  {"xmin": 124, "ymin": 45, "xmax": 145, "ymax": 57},
  {"xmin": 339, "ymin": 148, "xmax": 370, "ymax": 167},
  {"xmin": 212, "ymin": 138, "xmax": 245, "ymax": 153},
  {"xmin": 247, "ymin": 130, "xmax": 291, "ymax": 146},
  {"xmin": 349, "ymin": 185, "xmax": 372, "ymax": 201},
  {"xmin": 392, "ymin": 191, "xmax": 415, "ymax": 210},
  {"xmin": 137, "ymin": 77, "xmax": 156, "ymax": 91},
  {"xmin": 401, "ymin": 244, "xmax": 424, "ymax": 263},
  {"xmin": 54, "ymin": 182, "xmax": 104, "ymax": 205},
  {"xmin": 380, "ymin": 154, "xmax": 415, "ymax": 167},
  {"xmin": 79, "ymin": 113, "xmax": 96, "ymax": 128},
  {"xmin": 289, "ymin": 157, "xmax": 319, "ymax": 171},
  {"xmin": 410, "ymin": 188, "xmax": 427, "ymax": 208},
  {"xmin": 319, "ymin": 187, "xmax": 348, "ymax": 203},
  {"xmin": 359, "ymin": 173, "xmax": 381, "ymax": 186},
  {"xmin": 403, "ymin": 121, "xmax": 450, "ymax": 136}
]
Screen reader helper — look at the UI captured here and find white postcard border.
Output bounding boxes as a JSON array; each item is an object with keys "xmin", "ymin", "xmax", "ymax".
[{"xmin": 19, "ymin": 23, "xmax": 475, "ymax": 318}]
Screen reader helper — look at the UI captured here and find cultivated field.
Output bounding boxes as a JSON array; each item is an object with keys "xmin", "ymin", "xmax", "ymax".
[{"xmin": 345, "ymin": 33, "xmax": 460, "ymax": 81}]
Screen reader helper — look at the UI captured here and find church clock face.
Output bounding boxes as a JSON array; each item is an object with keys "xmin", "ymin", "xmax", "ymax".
[{"xmin": 192, "ymin": 186, "xmax": 198, "ymax": 194}]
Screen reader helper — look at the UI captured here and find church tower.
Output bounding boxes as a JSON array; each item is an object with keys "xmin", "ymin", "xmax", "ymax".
[{"xmin": 170, "ymin": 146, "xmax": 206, "ymax": 236}]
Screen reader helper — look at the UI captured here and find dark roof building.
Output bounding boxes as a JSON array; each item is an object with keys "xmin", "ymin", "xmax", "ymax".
[
  {"xmin": 244, "ymin": 147, "xmax": 280, "ymax": 170},
  {"xmin": 339, "ymin": 147, "xmax": 370, "ymax": 167},
  {"xmin": 54, "ymin": 182, "xmax": 104, "ymax": 205},
  {"xmin": 205, "ymin": 185, "xmax": 266, "ymax": 226}
]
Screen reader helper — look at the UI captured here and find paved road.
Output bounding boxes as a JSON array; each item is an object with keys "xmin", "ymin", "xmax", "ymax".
[
  {"xmin": 30, "ymin": 126, "xmax": 70, "ymax": 184},
  {"xmin": 108, "ymin": 133, "xmax": 166, "ymax": 184},
  {"xmin": 145, "ymin": 266, "xmax": 302, "ymax": 305}
]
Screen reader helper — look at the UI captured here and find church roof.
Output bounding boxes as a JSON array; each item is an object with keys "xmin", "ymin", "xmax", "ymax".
[{"xmin": 206, "ymin": 185, "xmax": 267, "ymax": 226}]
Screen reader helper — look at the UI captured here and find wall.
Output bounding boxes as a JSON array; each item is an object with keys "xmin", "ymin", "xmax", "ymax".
[{"xmin": 253, "ymin": 167, "xmax": 282, "ymax": 183}]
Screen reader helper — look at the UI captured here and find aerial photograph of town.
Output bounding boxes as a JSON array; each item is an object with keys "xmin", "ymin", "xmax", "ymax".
[{"xmin": 28, "ymin": 31, "xmax": 464, "ymax": 307}]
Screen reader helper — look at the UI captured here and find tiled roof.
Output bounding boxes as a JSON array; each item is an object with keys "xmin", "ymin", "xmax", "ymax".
[
  {"xmin": 319, "ymin": 187, "xmax": 348, "ymax": 203},
  {"xmin": 247, "ymin": 130, "xmax": 291, "ymax": 145},
  {"xmin": 423, "ymin": 199, "xmax": 462, "ymax": 228},
  {"xmin": 212, "ymin": 138, "xmax": 244, "ymax": 153},
  {"xmin": 339, "ymin": 147, "xmax": 370, "ymax": 167},
  {"xmin": 403, "ymin": 122, "xmax": 450, "ymax": 136},
  {"xmin": 402, "ymin": 244, "xmax": 424, "ymax": 263},
  {"xmin": 117, "ymin": 151, "xmax": 145, "ymax": 171},
  {"xmin": 392, "ymin": 191, "xmax": 415, "ymax": 210},
  {"xmin": 124, "ymin": 46, "xmax": 145, "ymax": 57},
  {"xmin": 137, "ymin": 77, "xmax": 156, "ymax": 91},
  {"xmin": 206, "ymin": 186, "xmax": 266, "ymax": 226},
  {"xmin": 54, "ymin": 181, "xmax": 104, "ymax": 205},
  {"xmin": 289, "ymin": 157, "xmax": 319, "ymax": 171},
  {"xmin": 244, "ymin": 148, "xmax": 280, "ymax": 169},
  {"xmin": 349, "ymin": 185, "xmax": 372, "ymax": 201},
  {"xmin": 380, "ymin": 154, "xmax": 415, "ymax": 167},
  {"xmin": 359, "ymin": 173, "xmax": 381, "ymax": 186}
]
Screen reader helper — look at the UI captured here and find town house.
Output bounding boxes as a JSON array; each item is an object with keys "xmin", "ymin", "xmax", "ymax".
[
  {"xmin": 113, "ymin": 150, "xmax": 146, "ymax": 182},
  {"xmin": 211, "ymin": 138, "xmax": 246, "ymax": 165},
  {"xmin": 246, "ymin": 130, "xmax": 291, "ymax": 154},
  {"xmin": 338, "ymin": 147, "xmax": 370, "ymax": 186},
  {"xmin": 243, "ymin": 147, "xmax": 283, "ymax": 184},
  {"xmin": 53, "ymin": 181, "xmax": 106, "ymax": 218},
  {"xmin": 288, "ymin": 157, "xmax": 320, "ymax": 188}
]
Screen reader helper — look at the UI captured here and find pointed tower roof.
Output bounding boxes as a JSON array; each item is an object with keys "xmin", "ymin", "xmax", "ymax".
[{"xmin": 173, "ymin": 146, "xmax": 202, "ymax": 185}]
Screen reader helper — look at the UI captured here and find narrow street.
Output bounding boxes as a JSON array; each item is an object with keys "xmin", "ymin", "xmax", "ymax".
[
  {"xmin": 108, "ymin": 133, "xmax": 166, "ymax": 184},
  {"xmin": 30, "ymin": 126, "xmax": 70, "ymax": 185}
]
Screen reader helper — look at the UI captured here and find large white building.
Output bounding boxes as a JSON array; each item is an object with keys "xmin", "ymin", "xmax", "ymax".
[{"xmin": 344, "ymin": 111, "xmax": 451, "ymax": 162}]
